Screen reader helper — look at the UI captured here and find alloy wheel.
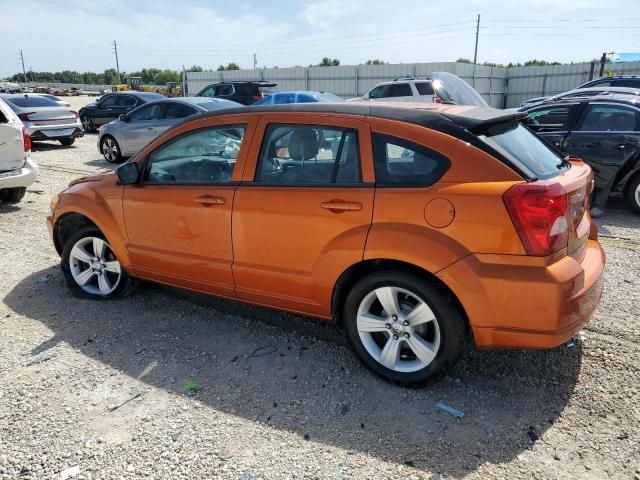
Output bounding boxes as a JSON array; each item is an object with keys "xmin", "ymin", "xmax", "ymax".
[
  {"xmin": 68, "ymin": 237, "xmax": 121, "ymax": 295},
  {"xmin": 635, "ymin": 183, "xmax": 640, "ymax": 209},
  {"xmin": 81, "ymin": 117, "xmax": 94, "ymax": 132},
  {"xmin": 101, "ymin": 138, "xmax": 119, "ymax": 162},
  {"xmin": 356, "ymin": 286, "xmax": 441, "ymax": 373}
]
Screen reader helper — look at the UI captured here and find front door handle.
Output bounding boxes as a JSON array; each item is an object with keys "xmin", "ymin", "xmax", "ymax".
[
  {"xmin": 320, "ymin": 200, "xmax": 362, "ymax": 212},
  {"xmin": 195, "ymin": 195, "xmax": 225, "ymax": 206}
]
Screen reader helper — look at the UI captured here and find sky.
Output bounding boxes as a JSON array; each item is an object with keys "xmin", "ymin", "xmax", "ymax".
[{"xmin": 1, "ymin": 0, "xmax": 639, "ymax": 77}]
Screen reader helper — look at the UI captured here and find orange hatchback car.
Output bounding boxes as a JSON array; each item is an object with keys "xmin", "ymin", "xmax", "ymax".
[{"xmin": 48, "ymin": 103, "xmax": 605, "ymax": 384}]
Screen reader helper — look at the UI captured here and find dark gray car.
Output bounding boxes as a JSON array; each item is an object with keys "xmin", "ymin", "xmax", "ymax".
[{"xmin": 97, "ymin": 97, "xmax": 241, "ymax": 163}]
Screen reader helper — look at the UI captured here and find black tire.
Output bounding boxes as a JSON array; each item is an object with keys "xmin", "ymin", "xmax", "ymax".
[
  {"xmin": 342, "ymin": 270, "xmax": 467, "ymax": 385},
  {"xmin": 625, "ymin": 173, "xmax": 640, "ymax": 214},
  {"xmin": 59, "ymin": 137, "xmax": 75, "ymax": 146},
  {"xmin": 0, "ymin": 187, "xmax": 26, "ymax": 204},
  {"xmin": 61, "ymin": 226, "xmax": 136, "ymax": 299},
  {"xmin": 81, "ymin": 116, "xmax": 95, "ymax": 133}
]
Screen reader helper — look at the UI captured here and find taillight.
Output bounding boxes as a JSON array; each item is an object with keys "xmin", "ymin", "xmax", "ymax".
[
  {"xmin": 503, "ymin": 181, "xmax": 569, "ymax": 256},
  {"xmin": 432, "ymin": 96, "xmax": 443, "ymax": 104},
  {"xmin": 22, "ymin": 127, "xmax": 31, "ymax": 152},
  {"xmin": 252, "ymin": 95, "xmax": 263, "ymax": 100},
  {"xmin": 18, "ymin": 112, "xmax": 35, "ymax": 121}
]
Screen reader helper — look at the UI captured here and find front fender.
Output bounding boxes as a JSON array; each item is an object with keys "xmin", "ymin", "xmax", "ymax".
[{"xmin": 53, "ymin": 179, "xmax": 130, "ymax": 267}]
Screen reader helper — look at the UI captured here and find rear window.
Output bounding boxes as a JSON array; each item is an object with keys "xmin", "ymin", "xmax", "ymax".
[
  {"xmin": 481, "ymin": 124, "xmax": 568, "ymax": 179},
  {"xmin": 5, "ymin": 96, "xmax": 60, "ymax": 108},
  {"xmin": 415, "ymin": 82, "xmax": 434, "ymax": 95}
]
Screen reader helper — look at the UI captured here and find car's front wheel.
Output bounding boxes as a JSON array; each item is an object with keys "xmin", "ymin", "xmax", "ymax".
[
  {"xmin": 100, "ymin": 135, "xmax": 123, "ymax": 163},
  {"xmin": 61, "ymin": 226, "xmax": 135, "ymax": 299},
  {"xmin": 343, "ymin": 271, "xmax": 467, "ymax": 385}
]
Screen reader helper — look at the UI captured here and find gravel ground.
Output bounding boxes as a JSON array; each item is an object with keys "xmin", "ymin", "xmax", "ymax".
[{"xmin": 1, "ymin": 96, "xmax": 639, "ymax": 479}]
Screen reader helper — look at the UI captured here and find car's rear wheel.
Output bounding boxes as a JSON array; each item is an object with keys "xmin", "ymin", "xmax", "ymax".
[
  {"xmin": 100, "ymin": 136, "xmax": 123, "ymax": 163},
  {"xmin": 343, "ymin": 271, "xmax": 466, "ymax": 385},
  {"xmin": 0, "ymin": 187, "xmax": 26, "ymax": 204},
  {"xmin": 625, "ymin": 174, "xmax": 640, "ymax": 214},
  {"xmin": 59, "ymin": 137, "xmax": 75, "ymax": 146},
  {"xmin": 81, "ymin": 116, "xmax": 95, "ymax": 133},
  {"xmin": 61, "ymin": 226, "xmax": 135, "ymax": 299}
]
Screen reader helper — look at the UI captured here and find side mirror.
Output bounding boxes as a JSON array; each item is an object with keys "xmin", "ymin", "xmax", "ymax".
[
  {"xmin": 119, "ymin": 114, "xmax": 129, "ymax": 122},
  {"xmin": 116, "ymin": 162, "xmax": 140, "ymax": 184}
]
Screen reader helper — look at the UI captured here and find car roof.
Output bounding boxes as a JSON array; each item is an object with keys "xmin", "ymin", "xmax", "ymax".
[
  {"xmin": 191, "ymin": 101, "xmax": 524, "ymax": 134},
  {"xmin": 523, "ymin": 93, "xmax": 640, "ymax": 109},
  {"xmin": 106, "ymin": 91, "xmax": 165, "ymax": 98}
]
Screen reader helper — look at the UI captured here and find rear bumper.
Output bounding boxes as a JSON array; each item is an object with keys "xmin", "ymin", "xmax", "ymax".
[
  {"xmin": 437, "ymin": 240, "xmax": 605, "ymax": 349},
  {"xmin": 25, "ymin": 122, "xmax": 84, "ymax": 141},
  {"xmin": 0, "ymin": 158, "xmax": 38, "ymax": 190}
]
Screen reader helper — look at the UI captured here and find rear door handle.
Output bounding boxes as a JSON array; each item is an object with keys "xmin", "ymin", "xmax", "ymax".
[
  {"xmin": 195, "ymin": 195, "xmax": 225, "ymax": 206},
  {"xmin": 320, "ymin": 200, "xmax": 362, "ymax": 211}
]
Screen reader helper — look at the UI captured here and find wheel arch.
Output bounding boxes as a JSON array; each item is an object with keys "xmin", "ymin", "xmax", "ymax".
[
  {"xmin": 331, "ymin": 258, "xmax": 470, "ymax": 333},
  {"xmin": 53, "ymin": 212, "xmax": 100, "ymax": 255}
]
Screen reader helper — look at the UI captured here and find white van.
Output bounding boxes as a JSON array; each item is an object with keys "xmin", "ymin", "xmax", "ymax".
[{"xmin": 0, "ymin": 97, "xmax": 38, "ymax": 204}]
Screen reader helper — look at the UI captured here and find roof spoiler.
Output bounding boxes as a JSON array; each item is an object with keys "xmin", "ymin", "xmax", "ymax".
[{"xmin": 441, "ymin": 108, "xmax": 526, "ymax": 135}]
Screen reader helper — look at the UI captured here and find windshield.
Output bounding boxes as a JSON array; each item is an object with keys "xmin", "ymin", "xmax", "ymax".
[
  {"xmin": 432, "ymin": 72, "xmax": 488, "ymax": 107},
  {"xmin": 481, "ymin": 124, "xmax": 568, "ymax": 179},
  {"xmin": 4, "ymin": 96, "xmax": 60, "ymax": 108}
]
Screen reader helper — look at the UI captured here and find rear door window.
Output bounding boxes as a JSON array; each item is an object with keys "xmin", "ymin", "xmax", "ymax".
[
  {"xmin": 576, "ymin": 104, "xmax": 640, "ymax": 132},
  {"xmin": 523, "ymin": 106, "xmax": 573, "ymax": 133},
  {"xmin": 415, "ymin": 82, "xmax": 434, "ymax": 95},
  {"xmin": 116, "ymin": 95, "xmax": 137, "ymax": 107},
  {"xmin": 388, "ymin": 83, "xmax": 412, "ymax": 97},
  {"xmin": 372, "ymin": 134, "xmax": 450, "ymax": 186},
  {"xmin": 164, "ymin": 103, "xmax": 196, "ymax": 119},
  {"xmin": 256, "ymin": 124, "xmax": 361, "ymax": 185},
  {"xmin": 215, "ymin": 85, "xmax": 234, "ymax": 96}
]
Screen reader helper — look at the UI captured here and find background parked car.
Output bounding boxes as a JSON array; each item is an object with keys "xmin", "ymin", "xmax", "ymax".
[
  {"xmin": 252, "ymin": 91, "xmax": 343, "ymax": 105},
  {"xmin": 196, "ymin": 81, "xmax": 277, "ymax": 105},
  {"xmin": 0, "ymin": 94, "xmax": 83, "ymax": 146},
  {"xmin": 521, "ymin": 87, "xmax": 640, "ymax": 108},
  {"xmin": 349, "ymin": 72, "xmax": 488, "ymax": 107},
  {"xmin": 98, "ymin": 97, "xmax": 241, "ymax": 163},
  {"xmin": 0, "ymin": 97, "xmax": 38, "ymax": 204},
  {"xmin": 521, "ymin": 93, "xmax": 640, "ymax": 215},
  {"xmin": 520, "ymin": 75, "xmax": 640, "ymax": 107},
  {"xmin": 79, "ymin": 92, "xmax": 166, "ymax": 133}
]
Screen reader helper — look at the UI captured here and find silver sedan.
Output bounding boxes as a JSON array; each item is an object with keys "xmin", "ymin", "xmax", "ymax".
[{"xmin": 97, "ymin": 97, "xmax": 241, "ymax": 163}]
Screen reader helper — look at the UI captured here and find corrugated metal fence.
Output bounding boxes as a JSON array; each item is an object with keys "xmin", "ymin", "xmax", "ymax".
[{"xmin": 187, "ymin": 61, "xmax": 640, "ymax": 108}]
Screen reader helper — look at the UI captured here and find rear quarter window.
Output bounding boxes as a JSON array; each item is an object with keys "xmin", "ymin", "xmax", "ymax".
[
  {"xmin": 372, "ymin": 133, "xmax": 451, "ymax": 186},
  {"xmin": 415, "ymin": 82, "xmax": 434, "ymax": 95}
]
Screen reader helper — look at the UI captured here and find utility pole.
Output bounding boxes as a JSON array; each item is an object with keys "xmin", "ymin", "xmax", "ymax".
[
  {"xmin": 473, "ymin": 14, "xmax": 480, "ymax": 64},
  {"xmin": 112, "ymin": 40, "xmax": 121, "ymax": 84},
  {"xmin": 599, "ymin": 52, "xmax": 608, "ymax": 77},
  {"xmin": 253, "ymin": 53, "xmax": 257, "ymax": 70},
  {"xmin": 182, "ymin": 65, "xmax": 187, "ymax": 97},
  {"xmin": 19, "ymin": 50, "xmax": 27, "ymax": 83}
]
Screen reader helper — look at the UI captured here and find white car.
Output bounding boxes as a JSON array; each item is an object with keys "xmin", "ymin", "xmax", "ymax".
[
  {"xmin": 0, "ymin": 97, "xmax": 38, "ymax": 204},
  {"xmin": 350, "ymin": 72, "xmax": 488, "ymax": 107},
  {"xmin": 0, "ymin": 94, "xmax": 83, "ymax": 146}
]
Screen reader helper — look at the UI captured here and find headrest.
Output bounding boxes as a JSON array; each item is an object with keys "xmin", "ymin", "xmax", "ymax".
[{"xmin": 288, "ymin": 128, "xmax": 319, "ymax": 161}]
